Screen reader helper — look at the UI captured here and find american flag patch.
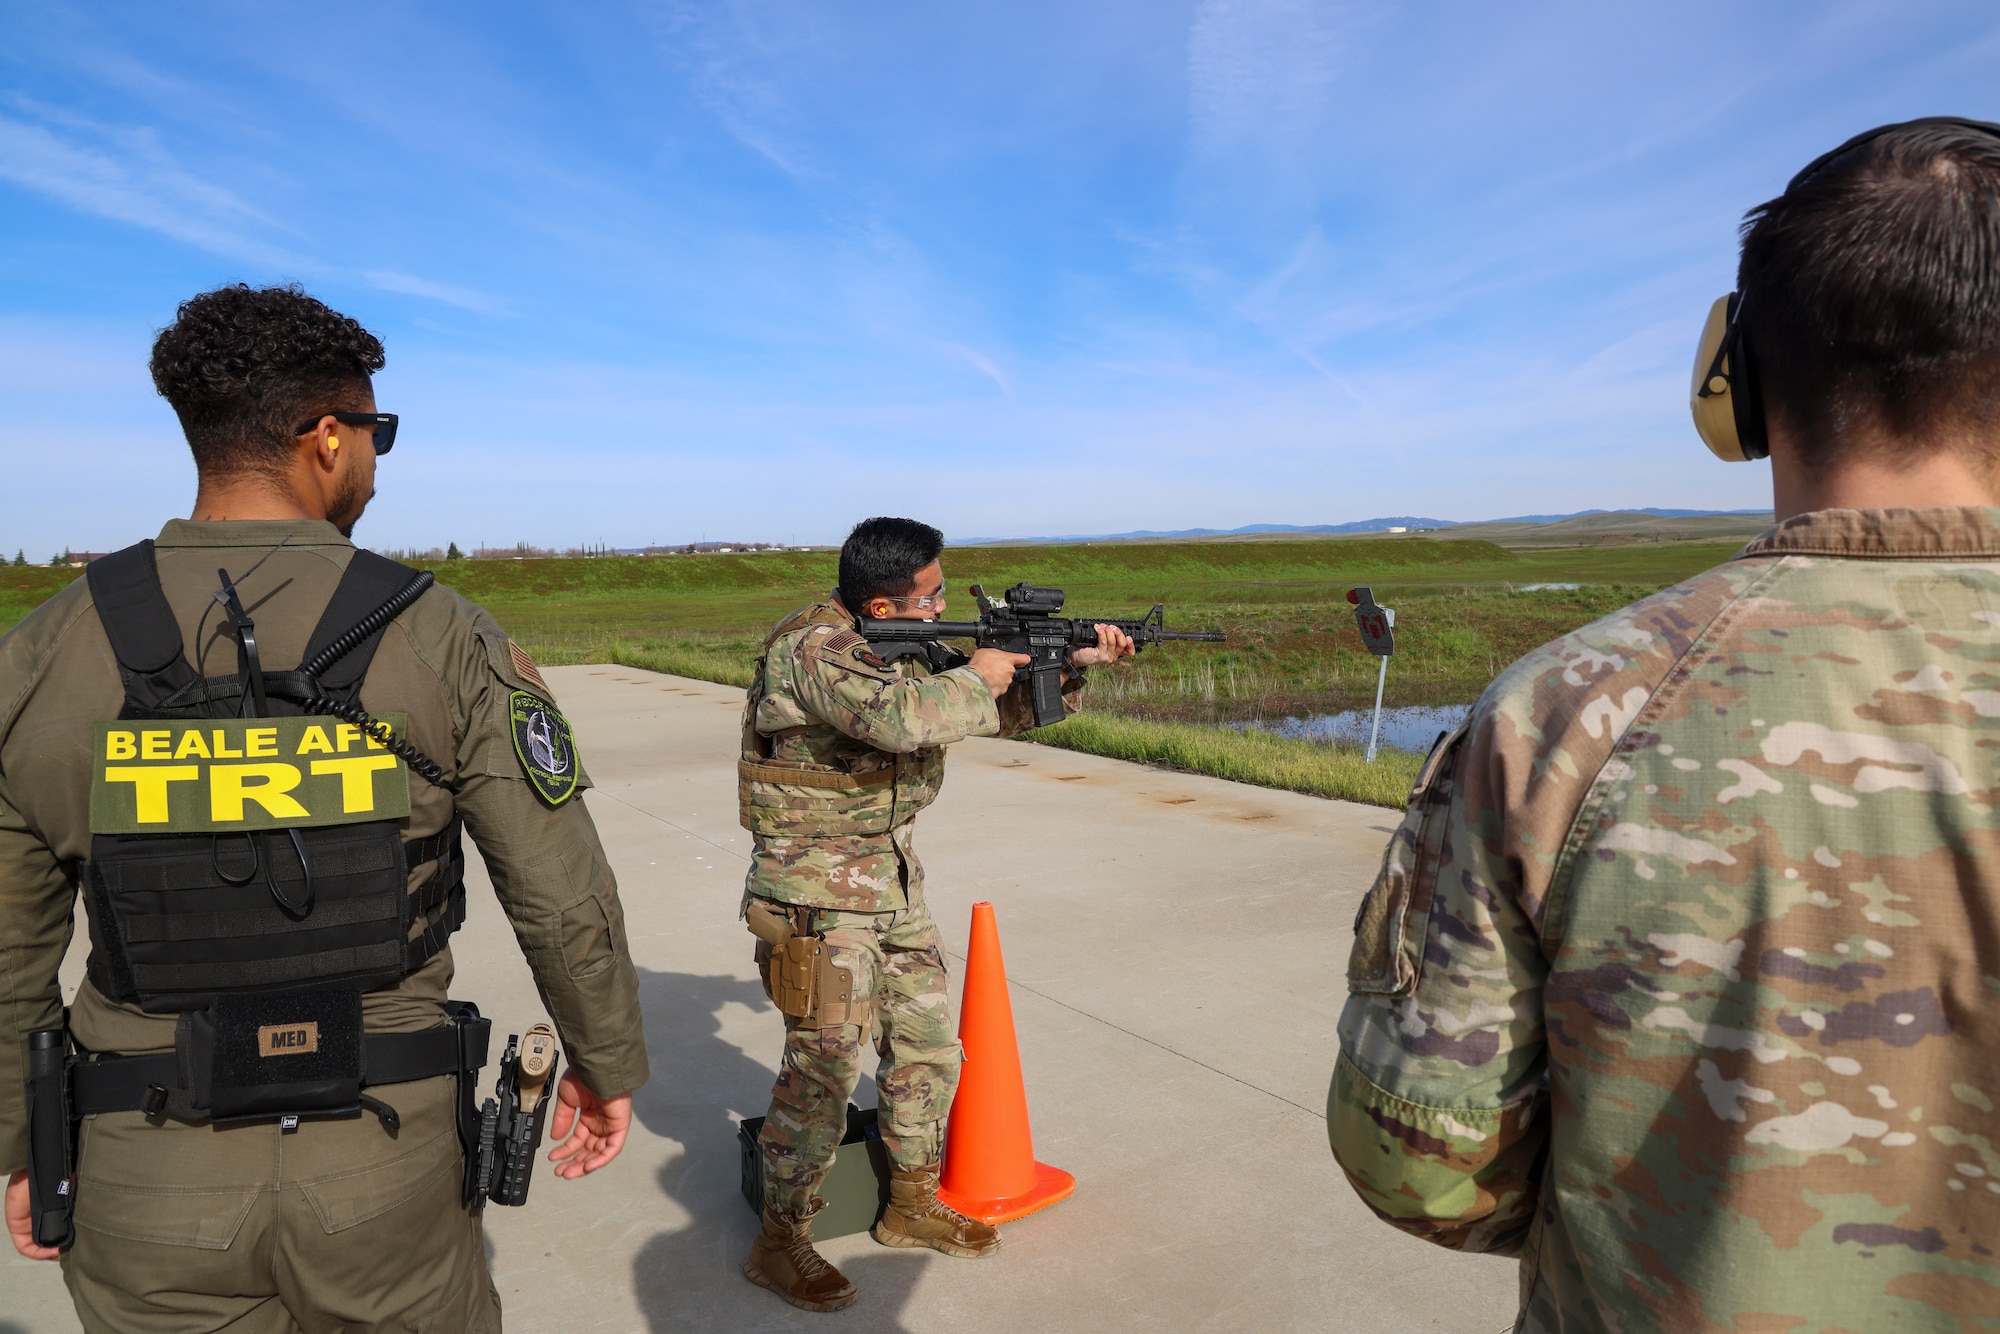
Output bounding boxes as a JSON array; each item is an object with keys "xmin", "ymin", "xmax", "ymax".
[{"xmin": 508, "ymin": 640, "xmax": 551, "ymax": 694}]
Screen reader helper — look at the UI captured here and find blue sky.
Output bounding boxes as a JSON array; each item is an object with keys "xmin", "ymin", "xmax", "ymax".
[{"xmin": 2, "ymin": 2, "xmax": 1997, "ymax": 554}]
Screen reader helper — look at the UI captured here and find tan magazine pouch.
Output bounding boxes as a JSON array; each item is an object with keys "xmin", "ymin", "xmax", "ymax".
[{"xmin": 815, "ymin": 954, "xmax": 857, "ymax": 1029}]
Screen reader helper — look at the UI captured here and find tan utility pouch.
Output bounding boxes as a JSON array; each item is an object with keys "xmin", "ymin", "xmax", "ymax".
[{"xmin": 816, "ymin": 954, "xmax": 857, "ymax": 1029}]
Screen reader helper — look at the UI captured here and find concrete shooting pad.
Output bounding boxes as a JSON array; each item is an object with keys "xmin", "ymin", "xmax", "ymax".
[{"xmin": 6, "ymin": 665, "xmax": 1518, "ymax": 1333}]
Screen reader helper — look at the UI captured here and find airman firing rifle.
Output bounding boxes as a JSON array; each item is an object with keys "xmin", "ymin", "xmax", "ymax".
[{"xmin": 857, "ymin": 581, "xmax": 1226, "ymax": 727}]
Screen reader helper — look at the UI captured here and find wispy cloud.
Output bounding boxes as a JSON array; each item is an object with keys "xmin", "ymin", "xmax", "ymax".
[
  {"xmin": 937, "ymin": 341, "xmax": 1014, "ymax": 396},
  {"xmin": 363, "ymin": 270, "xmax": 506, "ymax": 315},
  {"xmin": 644, "ymin": 0, "xmax": 829, "ymax": 181},
  {"xmin": 1187, "ymin": 0, "xmax": 1344, "ymax": 157},
  {"xmin": 0, "ymin": 104, "xmax": 298, "ymax": 267}
]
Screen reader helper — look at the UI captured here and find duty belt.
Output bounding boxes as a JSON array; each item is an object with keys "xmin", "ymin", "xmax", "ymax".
[
  {"xmin": 24, "ymin": 1004, "xmax": 502, "ymax": 1249},
  {"xmin": 66, "ymin": 1005, "xmax": 490, "ymax": 1134}
]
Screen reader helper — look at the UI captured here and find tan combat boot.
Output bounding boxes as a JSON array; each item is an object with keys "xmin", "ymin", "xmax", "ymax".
[
  {"xmin": 744, "ymin": 1197, "xmax": 858, "ymax": 1312},
  {"xmin": 872, "ymin": 1168, "xmax": 1002, "ymax": 1258}
]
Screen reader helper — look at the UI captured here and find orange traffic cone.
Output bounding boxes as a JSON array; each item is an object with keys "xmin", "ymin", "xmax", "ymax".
[{"xmin": 937, "ymin": 900, "xmax": 1076, "ymax": 1225}]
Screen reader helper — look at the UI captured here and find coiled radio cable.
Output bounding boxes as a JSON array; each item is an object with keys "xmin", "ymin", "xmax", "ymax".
[
  {"xmin": 296, "ymin": 569, "xmax": 458, "ymax": 793},
  {"xmin": 294, "ymin": 691, "xmax": 454, "ymax": 791}
]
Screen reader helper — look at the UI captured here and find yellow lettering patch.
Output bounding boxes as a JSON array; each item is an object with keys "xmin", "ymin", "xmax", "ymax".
[{"xmin": 90, "ymin": 716, "xmax": 412, "ymax": 834}]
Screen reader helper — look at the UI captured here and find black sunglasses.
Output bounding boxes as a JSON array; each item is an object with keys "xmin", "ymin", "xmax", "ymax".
[{"xmin": 293, "ymin": 411, "xmax": 398, "ymax": 455}]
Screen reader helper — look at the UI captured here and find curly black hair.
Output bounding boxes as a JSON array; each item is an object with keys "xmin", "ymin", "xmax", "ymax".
[{"xmin": 149, "ymin": 284, "xmax": 384, "ymax": 476}]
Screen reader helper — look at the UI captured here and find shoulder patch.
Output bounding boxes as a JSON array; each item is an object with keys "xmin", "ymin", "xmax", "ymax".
[
  {"xmin": 509, "ymin": 691, "xmax": 579, "ymax": 806},
  {"xmin": 822, "ymin": 630, "xmax": 865, "ymax": 654},
  {"xmin": 507, "ymin": 640, "xmax": 550, "ymax": 694}
]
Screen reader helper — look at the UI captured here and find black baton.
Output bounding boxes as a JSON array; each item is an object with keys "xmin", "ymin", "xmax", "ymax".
[{"xmin": 25, "ymin": 1028, "xmax": 76, "ymax": 1250}]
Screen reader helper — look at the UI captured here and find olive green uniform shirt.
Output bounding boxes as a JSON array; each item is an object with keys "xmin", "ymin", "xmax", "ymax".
[{"xmin": 0, "ymin": 519, "xmax": 650, "ymax": 1173}]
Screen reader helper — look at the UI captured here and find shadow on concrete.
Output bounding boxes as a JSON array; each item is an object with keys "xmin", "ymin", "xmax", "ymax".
[{"xmin": 628, "ymin": 966, "xmax": 924, "ymax": 1332}]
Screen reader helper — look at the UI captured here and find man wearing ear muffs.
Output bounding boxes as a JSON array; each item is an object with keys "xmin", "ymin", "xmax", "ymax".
[{"xmin": 1327, "ymin": 119, "xmax": 2000, "ymax": 1331}]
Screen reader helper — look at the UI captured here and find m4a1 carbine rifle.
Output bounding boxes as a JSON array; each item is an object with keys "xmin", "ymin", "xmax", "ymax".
[{"xmin": 857, "ymin": 582, "xmax": 1227, "ymax": 728}]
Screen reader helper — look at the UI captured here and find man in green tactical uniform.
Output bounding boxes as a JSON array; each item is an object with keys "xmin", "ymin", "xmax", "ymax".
[
  {"xmin": 1329, "ymin": 120, "xmax": 2000, "ymax": 1330},
  {"xmin": 1, "ymin": 284, "xmax": 649, "ymax": 1332},
  {"xmin": 738, "ymin": 517, "xmax": 1135, "ymax": 1312}
]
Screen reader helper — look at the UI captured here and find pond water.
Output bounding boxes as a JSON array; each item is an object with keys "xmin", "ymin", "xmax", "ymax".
[{"xmin": 1232, "ymin": 703, "xmax": 1473, "ymax": 755}]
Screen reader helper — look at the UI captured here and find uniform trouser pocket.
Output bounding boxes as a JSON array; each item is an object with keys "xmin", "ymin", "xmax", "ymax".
[
  {"xmin": 70, "ymin": 1110, "xmax": 266, "ymax": 1248},
  {"xmin": 65, "ymin": 1111, "xmax": 279, "ymax": 1333},
  {"xmin": 62, "ymin": 1076, "xmax": 498, "ymax": 1334}
]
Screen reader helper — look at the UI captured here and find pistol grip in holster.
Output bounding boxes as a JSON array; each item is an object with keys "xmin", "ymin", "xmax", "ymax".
[
  {"xmin": 25, "ymin": 1027, "xmax": 77, "ymax": 1250},
  {"xmin": 476, "ymin": 1028, "xmax": 562, "ymax": 1208}
]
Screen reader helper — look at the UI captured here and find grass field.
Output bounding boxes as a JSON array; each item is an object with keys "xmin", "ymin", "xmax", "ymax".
[
  {"xmin": 447, "ymin": 536, "xmax": 1742, "ymax": 724},
  {"xmin": 0, "ymin": 534, "xmax": 1748, "ymax": 807}
]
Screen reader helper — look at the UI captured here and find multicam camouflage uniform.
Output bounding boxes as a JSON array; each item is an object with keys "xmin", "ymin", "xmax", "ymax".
[
  {"xmin": 741, "ymin": 600, "xmax": 1075, "ymax": 1212},
  {"xmin": 1329, "ymin": 509, "xmax": 2000, "ymax": 1332}
]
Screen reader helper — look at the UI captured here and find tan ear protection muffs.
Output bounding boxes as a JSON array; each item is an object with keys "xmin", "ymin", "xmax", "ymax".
[
  {"xmin": 1691, "ymin": 291, "xmax": 1762, "ymax": 462},
  {"xmin": 1690, "ymin": 115, "xmax": 2000, "ymax": 463}
]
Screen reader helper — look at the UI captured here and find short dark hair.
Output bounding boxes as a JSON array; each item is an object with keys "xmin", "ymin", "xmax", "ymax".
[
  {"xmin": 1739, "ymin": 122, "xmax": 2000, "ymax": 465},
  {"xmin": 149, "ymin": 284, "xmax": 384, "ymax": 477},
  {"xmin": 838, "ymin": 517, "xmax": 945, "ymax": 608}
]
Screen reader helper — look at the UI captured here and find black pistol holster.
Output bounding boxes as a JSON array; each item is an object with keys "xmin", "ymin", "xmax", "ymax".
[{"xmin": 466, "ymin": 1023, "xmax": 561, "ymax": 1208}]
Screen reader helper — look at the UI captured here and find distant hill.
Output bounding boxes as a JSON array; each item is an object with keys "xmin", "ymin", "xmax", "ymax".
[
  {"xmin": 957, "ymin": 518, "xmax": 1454, "ymax": 544},
  {"xmin": 954, "ymin": 509, "xmax": 1770, "ymax": 546},
  {"xmin": 1438, "ymin": 510, "xmax": 1774, "ymax": 547},
  {"xmin": 1477, "ymin": 507, "xmax": 1768, "ymax": 524}
]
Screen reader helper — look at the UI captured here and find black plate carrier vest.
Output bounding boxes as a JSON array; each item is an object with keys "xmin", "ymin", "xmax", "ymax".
[{"xmin": 79, "ymin": 540, "xmax": 467, "ymax": 1014}]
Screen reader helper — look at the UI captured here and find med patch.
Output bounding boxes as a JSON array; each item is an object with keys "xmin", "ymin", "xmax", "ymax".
[{"xmin": 509, "ymin": 691, "xmax": 579, "ymax": 806}]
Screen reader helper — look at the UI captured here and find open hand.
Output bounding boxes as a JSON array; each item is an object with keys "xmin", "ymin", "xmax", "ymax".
[
  {"xmin": 6, "ymin": 1168, "xmax": 60, "ymax": 1261},
  {"xmin": 1070, "ymin": 624, "xmax": 1138, "ymax": 668},
  {"xmin": 546, "ymin": 1072, "xmax": 633, "ymax": 1179}
]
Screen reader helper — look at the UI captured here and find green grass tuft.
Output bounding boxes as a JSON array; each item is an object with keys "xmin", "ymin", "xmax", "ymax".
[
  {"xmin": 524, "ymin": 632, "xmax": 757, "ymax": 688},
  {"xmin": 1020, "ymin": 712, "xmax": 1423, "ymax": 809}
]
